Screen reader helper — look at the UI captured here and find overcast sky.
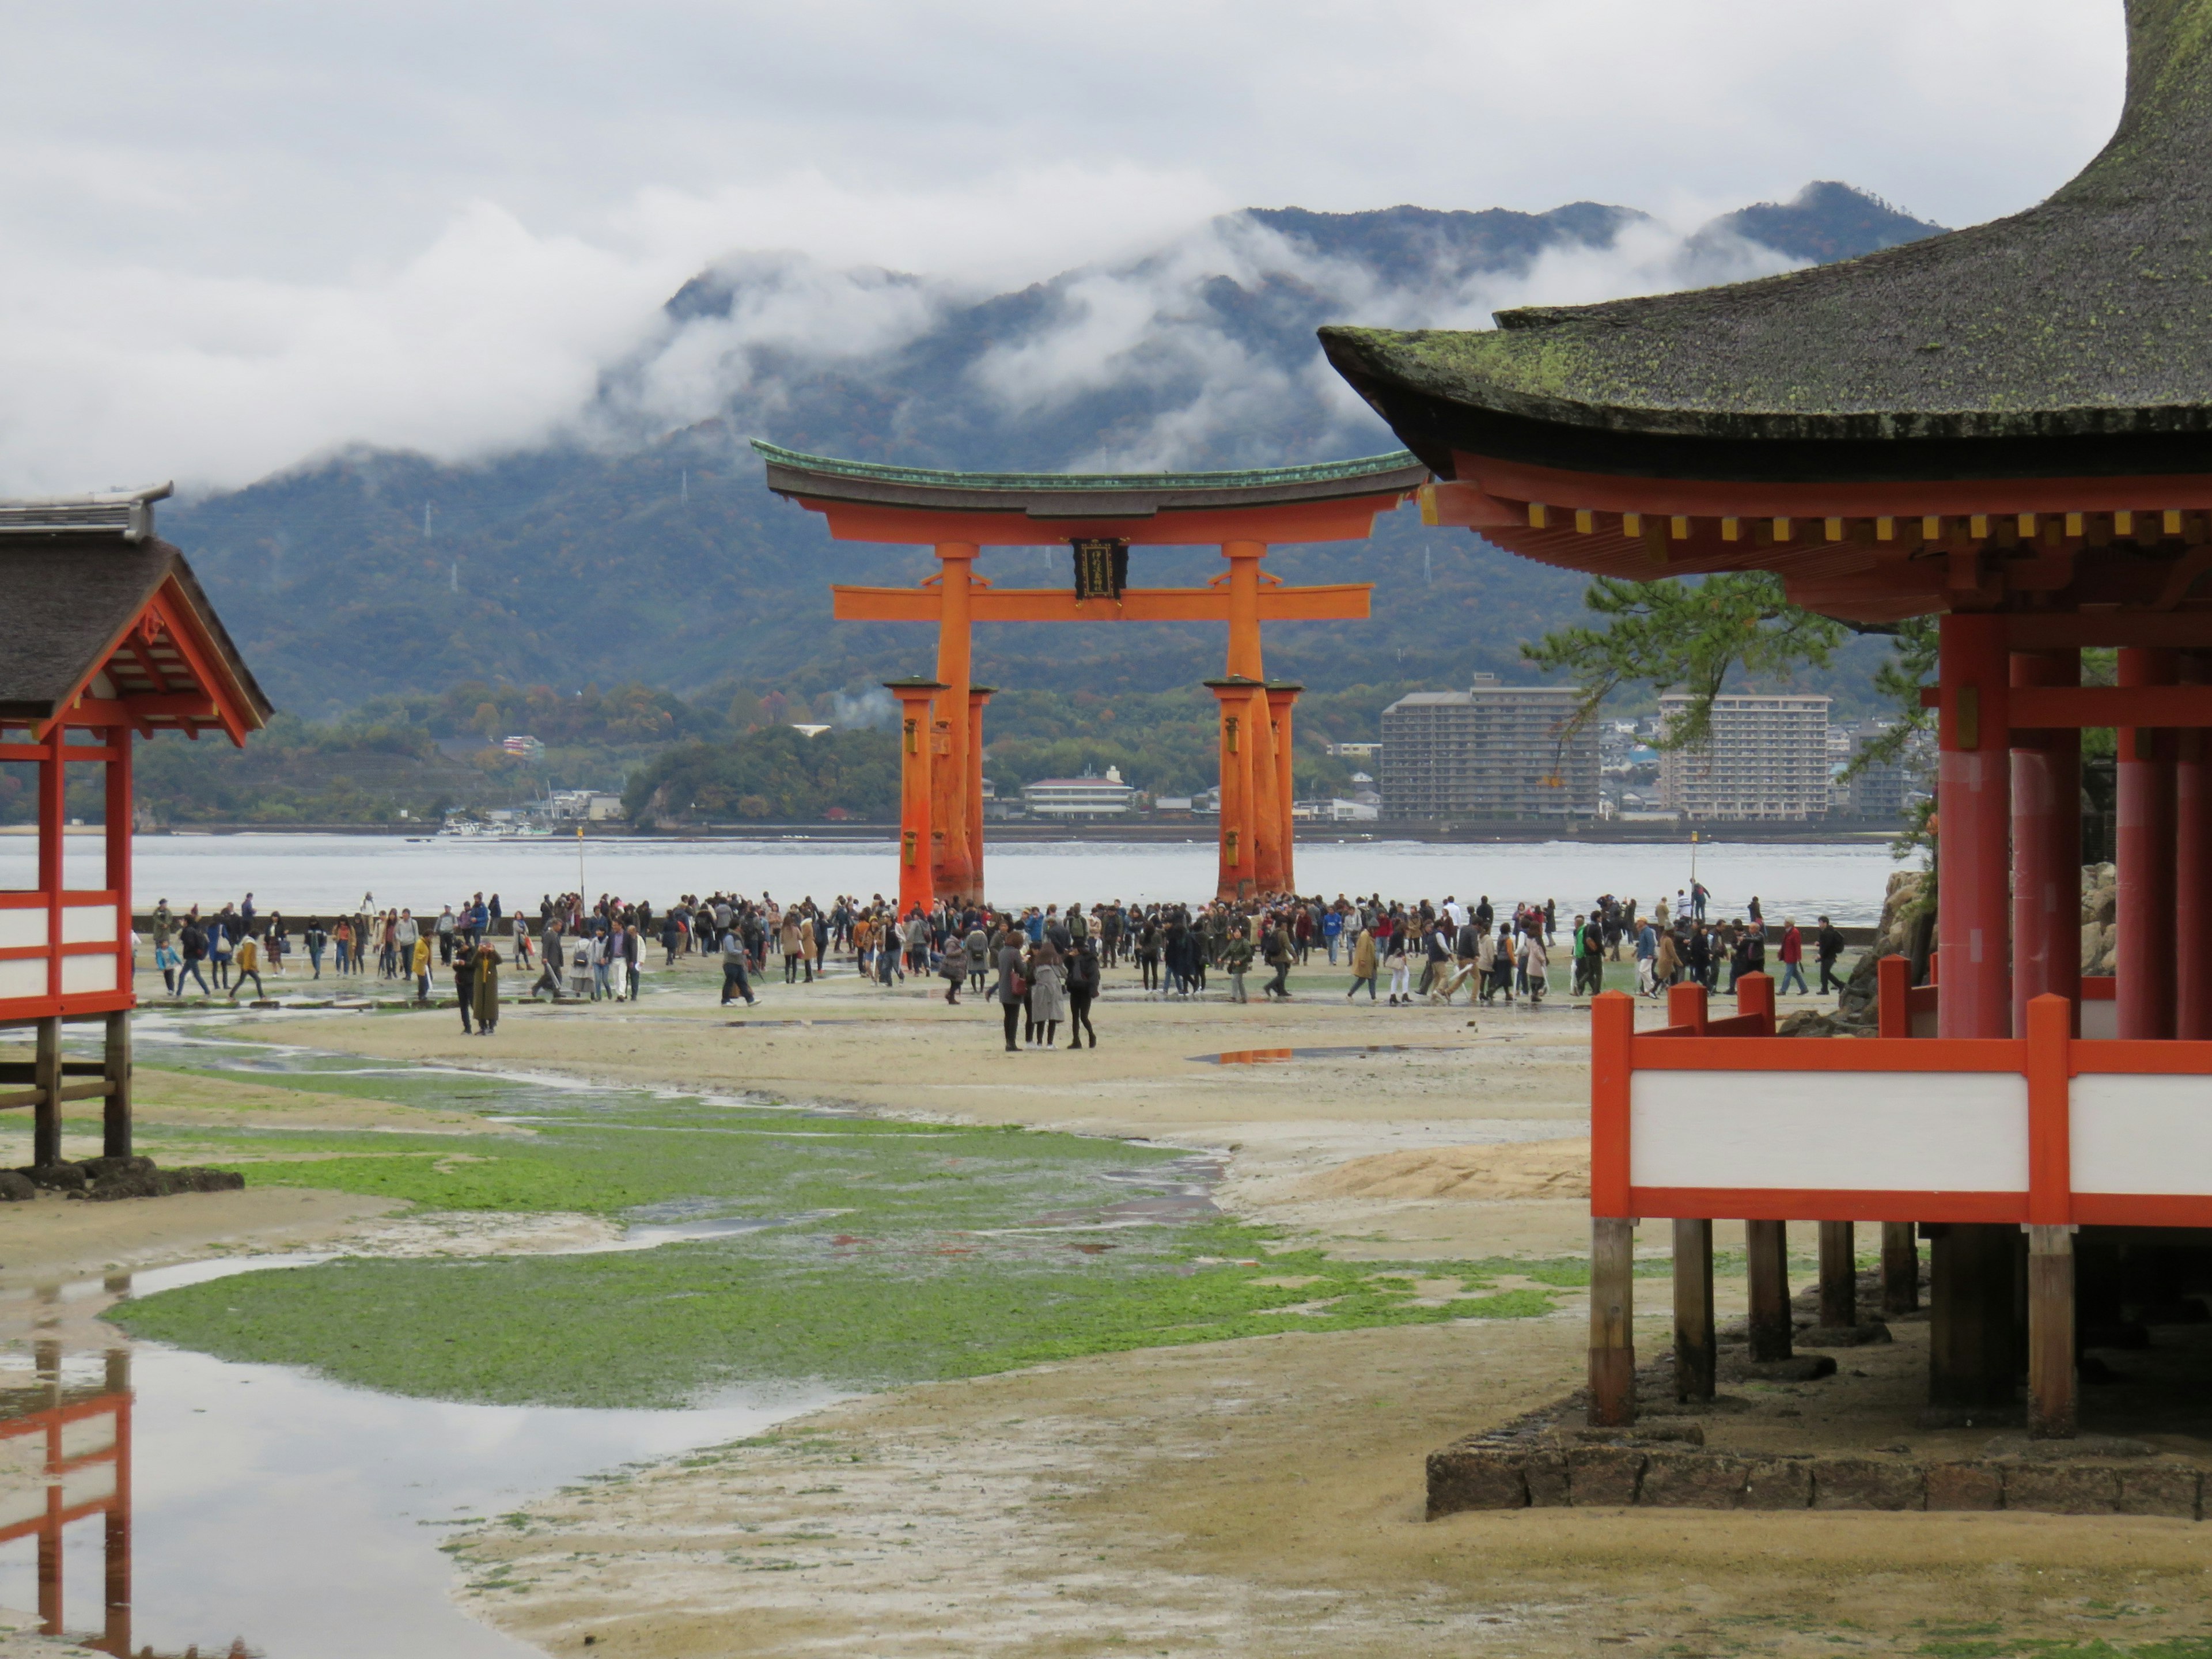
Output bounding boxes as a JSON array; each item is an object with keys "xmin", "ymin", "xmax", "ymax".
[{"xmin": 0, "ymin": 1, "xmax": 2123, "ymax": 493}]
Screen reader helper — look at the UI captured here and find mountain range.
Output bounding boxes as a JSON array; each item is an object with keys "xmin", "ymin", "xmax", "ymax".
[{"xmin": 163, "ymin": 182, "xmax": 1943, "ymax": 722}]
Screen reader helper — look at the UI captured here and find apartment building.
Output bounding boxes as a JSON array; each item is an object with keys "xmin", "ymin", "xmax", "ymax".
[
  {"xmin": 1658, "ymin": 692, "xmax": 1832, "ymax": 820},
  {"xmin": 1380, "ymin": 675, "xmax": 1600, "ymax": 821}
]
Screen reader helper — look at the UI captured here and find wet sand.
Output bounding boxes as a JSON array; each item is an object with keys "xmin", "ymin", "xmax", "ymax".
[{"xmin": 62, "ymin": 955, "xmax": 2205, "ymax": 1654}]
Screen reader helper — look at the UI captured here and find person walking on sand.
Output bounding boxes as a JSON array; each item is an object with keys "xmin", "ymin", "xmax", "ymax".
[
  {"xmin": 1224, "ymin": 923, "xmax": 1254, "ymax": 1003},
  {"xmin": 1263, "ymin": 916, "xmax": 1294, "ymax": 1000},
  {"xmin": 940, "ymin": 932, "xmax": 968, "ymax": 1005},
  {"xmin": 1524, "ymin": 927, "xmax": 1549, "ymax": 1003},
  {"xmin": 1347, "ymin": 923, "xmax": 1378, "ymax": 1001},
  {"xmin": 453, "ymin": 939, "xmax": 479, "ymax": 1035},
  {"xmin": 1385, "ymin": 929, "xmax": 1411, "ymax": 1006},
  {"xmin": 721, "ymin": 926, "xmax": 758, "ymax": 1006},
  {"xmin": 412, "ymin": 931, "xmax": 433, "ymax": 1002},
  {"xmin": 996, "ymin": 928, "xmax": 1027, "ymax": 1054},
  {"xmin": 1027, "ymin": 938, "xmax": 1067, "ymax": 1048},
  {"xmin": 1777, "ymin": 917, "xmax": 1809, "ymax": 996},
  {"xmin": 233, "ymin": 932, "xmax": 265, "ymax": 1001},
  {"xmin": 1816, "ymin": 915, "xmax": 1847, "ymax": 995},
  {"xmin": 473, "ymin": 941, "xmax": 501, "ymax": 1036},
  {"xmin": 1066, "ymin": 938, "xmax": 1099, "ymax": 1049}
]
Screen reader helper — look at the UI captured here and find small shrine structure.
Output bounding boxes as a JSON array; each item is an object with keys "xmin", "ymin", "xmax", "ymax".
[
  {"xmin": 1325, "ymin": 0, "xmax": 2212, "ymax": 1437},
  {"xmin": 757, "ymin": 443, "xmax": 1425, "ymax": 909},
  {"xmin": 1, "ymin": 486, "xmax": 271, "ymax": 1167}
]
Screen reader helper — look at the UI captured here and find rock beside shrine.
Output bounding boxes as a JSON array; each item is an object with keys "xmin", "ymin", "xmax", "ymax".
[{"xmin": 15, "ymin": 1157, "xmax": 245, "ymax": 1202}]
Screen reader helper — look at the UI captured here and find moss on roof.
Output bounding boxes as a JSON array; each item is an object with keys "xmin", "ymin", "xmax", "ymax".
[
  {"xmin": 1322, "ymin": 0, "xmax": 2212, "ymax": 446},
  {"xmin": 751, "ymin": 441, "xmax": 1421, "ymax": 493}
]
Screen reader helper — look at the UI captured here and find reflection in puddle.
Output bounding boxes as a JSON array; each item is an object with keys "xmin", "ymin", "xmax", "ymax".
[
  {"xmin": 0, "ymin": 1272, "xmax": 832, "ymax": 1657},
  {"xmin": 1190, "ymin": 1044, "xmax": 1452, "ymax": 1065}
]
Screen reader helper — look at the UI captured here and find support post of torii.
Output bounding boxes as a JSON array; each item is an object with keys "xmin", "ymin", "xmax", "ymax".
[{"xmin": 885, "ymin": 677, "xmax": 945, "ymax": 916}]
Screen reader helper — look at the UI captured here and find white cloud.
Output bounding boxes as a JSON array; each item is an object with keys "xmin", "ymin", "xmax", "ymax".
[{"xmin": 0, "ymin": 1, "xmax": 2123, "ymax": 492}]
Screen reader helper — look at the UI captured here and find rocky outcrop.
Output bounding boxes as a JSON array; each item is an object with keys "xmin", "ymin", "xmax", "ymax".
[
  {"xmin": 1833, "ymin": 869, "xmax": 1931, "ymax": 1029},
  {"xmin": 15, "ymin": 1156, "xmax": 245, "ymax": 1202}
]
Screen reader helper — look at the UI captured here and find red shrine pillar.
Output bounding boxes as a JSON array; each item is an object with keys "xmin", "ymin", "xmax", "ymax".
[
  {"xmin": 1267, "ymin": 681, "xmax": 1302, "ymax": 895},
  {"xmin": 966, "ymin": 685, "xmax": 994, "ymax": 907},
  {"xmin": 104, "ymin": 721, "xmax": 135, "ymax": 1157},
  {"xmin": 2177, "ymin": 656, "xmax": 2212, "ymax": 1038},
  {"xmin": 1939, "ymin": 613, "xmax": 2012, "ymax": 1039},
  {"xmin": 2118, "ymin": 647, "xmax": 2178, "ymax": 1039},
  {"xmin": 2012, "ymin": 650, "xmax": 2082, "ymax": 1036},
  {"xmin": 1206, "ymin": 677, "xmax": 1260, "ymax": 900},
  {"xmin": 886, "ymin": 677, "xmax": 944, "ymax": 917},
  {"xmin": 1932, "ymin": 612, "xmax": 2018, "ymax": 1411},
  {"xmin": 930, "ymin": 544, "xmax": 978, "ymax": 903}
]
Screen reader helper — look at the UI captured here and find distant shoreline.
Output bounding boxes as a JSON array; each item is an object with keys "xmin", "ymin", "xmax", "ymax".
[{"xmin": 131, "ymin": 821, "xmax": 1905, "ymax": 846}]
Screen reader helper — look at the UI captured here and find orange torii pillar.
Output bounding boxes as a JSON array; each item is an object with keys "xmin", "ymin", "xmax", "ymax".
[
  {"xmin": 1206, "ymin": 677, "xmax": 1261, "ymax": 900},
  {"xmin": 1221, "ymin": 540, "xmax": 1285, "ymax": 893},
  {"xmin": 929, "ymin": 544, "xmax": 978, "ymax": 902},
  {"xmin": 886, "ymin": 677, "xmax": 943, "ymax": 915},
  {"xmin": 967, "ymin": 684, "xmax": 994, "ymax": 906},
  {"xmin": 1267, "ymin": 680, "xmax": 1302, "ymax": 895}
]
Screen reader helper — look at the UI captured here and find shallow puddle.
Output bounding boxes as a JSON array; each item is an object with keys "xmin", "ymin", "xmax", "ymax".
[{"xmin": 0, "ymin": 1264, "xmax": 830, "ymax": 1657}]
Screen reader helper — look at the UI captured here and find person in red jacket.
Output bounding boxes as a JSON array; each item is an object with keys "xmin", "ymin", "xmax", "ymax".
[{"xmin": 1777, "ymin": 917, "xmax": 1808, "ymax": 996}]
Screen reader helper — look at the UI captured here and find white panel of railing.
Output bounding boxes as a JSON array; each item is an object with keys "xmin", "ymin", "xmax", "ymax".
[
  {"xmin": 59, "ymin": 956, "xmax": 115, "ymax": 994},
  {"xmin": 2073, "ymin": 1074, "xmax": 2212, "ymax": 1195},
  {"xmin": 58, "ymin": 1411, "xmax": 113, "ymax": 1461},
  {"xmin": 1630, "ymin": 1070, "xmax": 2029, "ymax": 1193},
  {"xmin": 59, "ymin": 904, "xmax": 113, "ymax": 944},
  {"xmin": 0, "ymin": 911, "xmax": 39, "ymax": 950},
  {"xmin": 0, "ymin": 959, "xmax": 42, "ymax": 999}
]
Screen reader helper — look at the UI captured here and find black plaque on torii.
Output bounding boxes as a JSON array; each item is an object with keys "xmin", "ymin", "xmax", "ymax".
[{"xmin": 1069, "ymin": 537, "xmax": 1128, "ymax": 601}]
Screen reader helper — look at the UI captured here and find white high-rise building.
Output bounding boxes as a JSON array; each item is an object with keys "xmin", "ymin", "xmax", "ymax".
[
  {"xmin": 1658, "ymin": 693, "xmax": 1832, "ymax": 821},
  {"xmin": 1380, "ymin": 675, "xmax": 1599, "ymax": 821}
]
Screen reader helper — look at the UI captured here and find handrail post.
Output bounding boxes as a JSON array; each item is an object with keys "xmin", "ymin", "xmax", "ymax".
[
  {"xmin": 1736, "ymin": 971, "xmax": 1775, "ymax": 1034},
  {"xmin": 1666, "ymin": 979, "xmax": 1707, "ymax": 1034},
  {"xmin": 1877, "ymin": 954, "xmax": 1911, "ymax": 1039},
  {"xmin": 1588, "ymin": 990, "xmax": 1638, "ymax": 1427},
  {"xmin": 2025, "ymin": 991, "xmax": 2077, "ymax": 1438}
]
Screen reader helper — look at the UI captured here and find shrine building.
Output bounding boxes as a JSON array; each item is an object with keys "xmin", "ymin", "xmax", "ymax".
[
  {"xmin": 757, "ymin": 442, "xmax": 1426, "ymax": 908},
  {"xmin": 1325, "ymin": 0, "xmax": 2212, "ymax": 1438},
  {"xmin": 2, "ymin": 486, "xmax": 271, "ymax": 1169}
]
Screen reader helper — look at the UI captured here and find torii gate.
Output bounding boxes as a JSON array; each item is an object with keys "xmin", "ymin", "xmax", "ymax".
[{"xmin": 756, "ymin": 443, "xmax": 1427, "ymax": 908}]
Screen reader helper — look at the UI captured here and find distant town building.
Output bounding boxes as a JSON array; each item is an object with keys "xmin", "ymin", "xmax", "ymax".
[
  {"xmin": 549, "ymin": 789, "xmax": 624, "ymax": 822},
  {"xmin": 501, "ymin": 734, "xmax": 545, "ymax": 761},
  {"xmin": 1830, "ymin": 719, "xmax": 1929, "ymax": 820},
  {"xmin": 1658, "ymin": 693, "xmax": 1832, "ymax": 821},
  {"xmin": 1379, "ymin": 675, "xmax": 1599, "ymax": 821},
  {"xmin": 1325, "ymin": 740, "xmax": 1382, "ymax": 761},
  {"xmin": 1020, "ymin": 767, "xmax": 1136, "ymax": 819}
]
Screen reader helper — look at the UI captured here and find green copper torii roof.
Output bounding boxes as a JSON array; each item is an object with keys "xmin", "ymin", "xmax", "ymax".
[
  {"xmin": 752, "ymin": 441, "xmax": 1423, "ymax": 495},
  {"xmin": 1321, "ymin": 0, "xmax": 2212, "ymax": 478}
]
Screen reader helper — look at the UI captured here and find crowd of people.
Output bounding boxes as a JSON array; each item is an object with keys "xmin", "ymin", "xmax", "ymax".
[{"xmin": 136, "ymin": 877, "xmax": 1856, "ymax": 1049}]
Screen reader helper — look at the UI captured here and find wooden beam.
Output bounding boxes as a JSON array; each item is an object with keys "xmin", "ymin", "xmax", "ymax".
[
  {"xmin": 2010, "ymin": 613, "xmax": 2212, "ymax": 651},
  {"xmin": 1745, "ymin": 1219, "xmax": 1792, "ymax": 1362},
  {"xmin": 831, "ymin": 584, "xmax": 1372, "ymax": 624},
  {"xmin": 1588, "ymin": 1216, "xmax": 1637, "ymax": 1427},
  {"xmin": 1881, "ymin": 1221, "xmax": 1920, "ymax": 1315},
  {"xmin": 2027, "ymin": 1224, "xmax": 2077, "ymax": 1439},
  {"xmin": 1672, "ymin": 1218, "xmax": 1715, "ymax": 1403},
  {"xmin": 2010, "ymin": 684, "xmax": 2212, "ymax": 728},
  {"xmin": 1818, "ymin": 1220, "xmax": 1856, "ymax": 1330},
  {"xmin": 32, "ymin": 1020, "xmax": 58, "ymax": 1167},
  {"xmin": 103, "ymin": 1009, "xmax": 130, "ymax": 1159}
]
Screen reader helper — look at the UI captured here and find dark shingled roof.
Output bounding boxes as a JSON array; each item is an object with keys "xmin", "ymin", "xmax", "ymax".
[
  {"xmin": 0, "ymin": 535, "xmax": 272, "ymax": 729},
  {"xmin": 1320, "ymin": 0, "xmax": 2212, "ymax": 479}
]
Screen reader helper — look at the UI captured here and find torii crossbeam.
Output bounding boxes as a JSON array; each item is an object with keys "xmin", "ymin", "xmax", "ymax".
[{"xmin": 759, "ymin": 443, "xmax": 1426, "ymax": 907}]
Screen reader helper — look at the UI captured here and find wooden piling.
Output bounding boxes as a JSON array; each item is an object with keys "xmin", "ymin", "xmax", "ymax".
[
  {"xmin": 1746, "ymin": 1219, "xmax": 1792, "ymax": 1362},
  {"xmin": 1672, "ymin": 1218, "xmax": 1715, "ymax": 1402},
  {"xmin": 1930, "ymin": 1222, "xmax": 2022, "ymax": 1408},
  {"xmin": 1588, "ymin": 1217, "xmax": 1637, "ymax": 1426},
  {"xmin": 1881, "ymin": 1221, "xmax": 1920, "ymax": 1315},
  {"xmin": 1819, "ymin": 1220, "xmax": 1857, "ymax": 1330},
  {"xmin": 32, "ymin": 1018, "xmax": 60, "ymax": 1171},
  {"xmin": 2027, "ymin": 1224, "xmax": 2077, "ymax": 1438},
  {"xmin": 102, "ymin": 1010, "xmax": 131, "ymax": 1159}
]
